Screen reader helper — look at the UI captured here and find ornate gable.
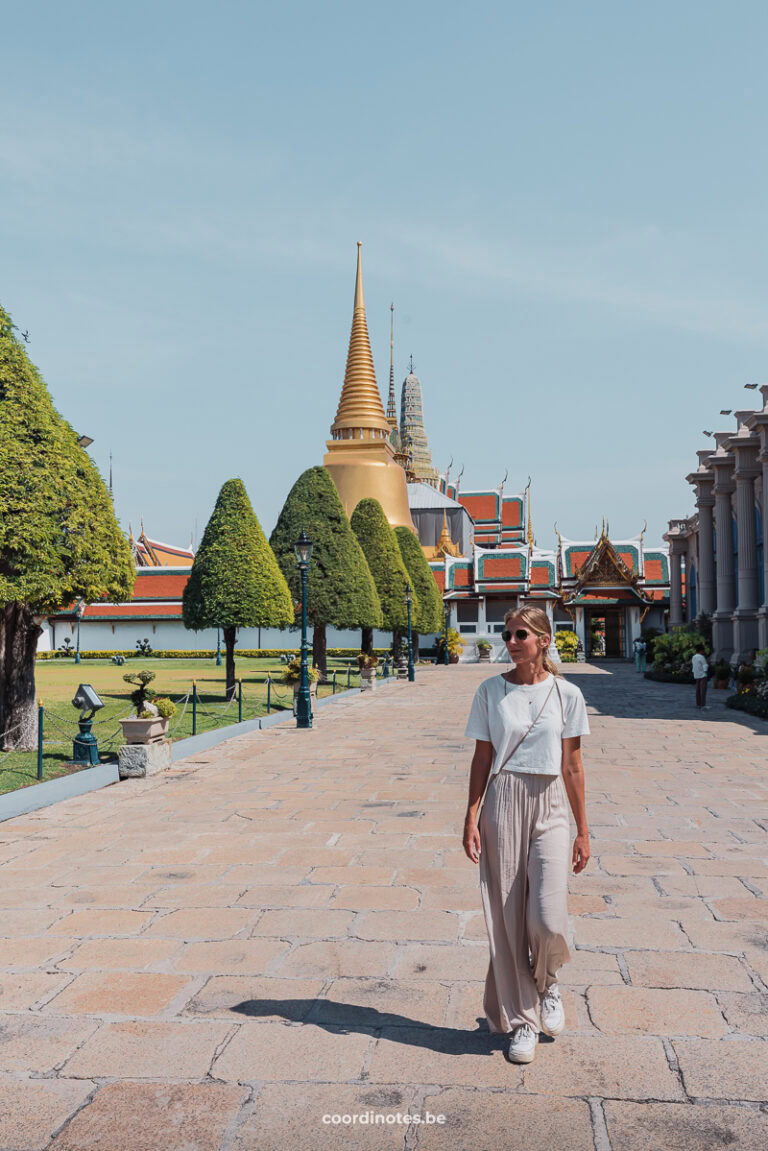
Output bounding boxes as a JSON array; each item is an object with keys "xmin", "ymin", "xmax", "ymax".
[{"xmin": 578, "ymin": 534, "xmax": 638, "ymax": 588}]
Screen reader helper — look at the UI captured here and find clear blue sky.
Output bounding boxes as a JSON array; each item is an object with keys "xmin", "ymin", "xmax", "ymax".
[{"xmin": 3, "ymin": 1, "xmax": 767, "ymax": 551}]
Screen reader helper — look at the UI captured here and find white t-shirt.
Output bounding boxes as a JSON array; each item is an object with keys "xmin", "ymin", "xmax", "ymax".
[
  {"xmin": 691, "ymin": 654, "xmax": 708, "ymax": 680},
  {"xmin": 464, "ymin": 673, "xmax": 590, "ymax": 778}
]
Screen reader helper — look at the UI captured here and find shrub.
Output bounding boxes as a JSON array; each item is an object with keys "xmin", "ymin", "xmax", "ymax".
[
  {"xmin": 554, "ymin": 630, "xmax": 578, "ymax": 662},
  {"xmin": 123, "ymin": 670, "xmax": 156, "ymax": 716},
  {"xmin": 436, "ymin": 628, "xmax": 466, "ymax": 658},
  {"xmin": 652, "ymin": 627, "xmax": 709, "ymax": 676},
  {"xmin": 153, "ymin": 697, "xmax": 177, "ymax": 719},
  {"xmin": 281, "ymin": 658, "xmax": 320, "ymax": 685}
]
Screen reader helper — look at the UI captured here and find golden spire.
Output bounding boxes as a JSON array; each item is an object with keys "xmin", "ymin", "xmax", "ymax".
[
  {"xmin": 330, "ymin": 243, "xmax": 390, "ymax": 438},
  {"xmin": 386, "ymin": 302, "xmax": 397, "ymax": 428},
  {"xmin": 527, "ymin": 486, "xmax": 534, "ymax": 547}
]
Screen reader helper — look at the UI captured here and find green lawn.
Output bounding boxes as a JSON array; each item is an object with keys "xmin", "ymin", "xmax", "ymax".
[{"xmin": 0, "ymin": 656, "xmax": 370, "ymax": 796}]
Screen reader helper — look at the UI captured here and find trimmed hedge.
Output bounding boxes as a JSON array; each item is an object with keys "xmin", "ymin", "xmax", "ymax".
[{"xmin": 38, "ymin": 648, "xmax": 390, "ymax": 661}]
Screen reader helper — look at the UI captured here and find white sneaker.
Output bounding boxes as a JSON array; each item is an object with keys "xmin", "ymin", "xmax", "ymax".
[
  {"xmin": 506, "ymin": 1023, "xmax": 537, "ymax": 1063},
  {"xmin": 540, "ymin": 985, "xmax": 565, "ymax": 1037}
]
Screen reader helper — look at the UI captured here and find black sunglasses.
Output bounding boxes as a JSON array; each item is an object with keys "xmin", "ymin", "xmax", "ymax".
[{"xmin": 501, "ymin": 628, "xmax": 531, "ymax": 642}]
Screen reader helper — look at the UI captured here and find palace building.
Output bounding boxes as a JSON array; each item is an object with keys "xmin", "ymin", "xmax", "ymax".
[{"xmin": 666, "ymin": 387, "xmax": 768, "ymax": 664}]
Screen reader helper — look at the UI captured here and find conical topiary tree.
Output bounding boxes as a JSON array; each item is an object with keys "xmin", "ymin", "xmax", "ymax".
[
  {"xmin": 351, "ymin": 498, "xmax": 416, "ymax": 656},
  {"xmin": 269, "ymin": 467, "xmax": 382, "ymax": 675},
  {"xmin": 395, "ymin": 525, "xmax": 445, "ymax": 659},
  {"xmin": 0, "ymin": 305, "xmax": 135, "ymax": 748},
  {"xmin": 183, "ymin": 478, "xmax": 294, "ymax": 696}
]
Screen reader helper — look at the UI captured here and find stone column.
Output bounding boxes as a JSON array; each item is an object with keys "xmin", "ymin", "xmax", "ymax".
[
  {"xmin": 710, "ymin": 445, "xmax": 736, "ymax": 662},
  {"xmin": 729, "ymin": 429, "xmax": 760, "ymax": 663},
  {"xmin": 687, "ymin": 453, "xmax": 715, "ymax": 621},
  {"xmin": 745, "ymin": 389, "xmax": 768, "ymax": 649},
  {"xmin": 668, "ymin": 539, "xmax": 685, "ymax": 626}
]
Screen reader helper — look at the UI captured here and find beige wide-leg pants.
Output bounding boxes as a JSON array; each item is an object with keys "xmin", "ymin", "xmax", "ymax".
[{"xmin": 479, "ymin": 770, "xmax": 571, "ymax": 1033}]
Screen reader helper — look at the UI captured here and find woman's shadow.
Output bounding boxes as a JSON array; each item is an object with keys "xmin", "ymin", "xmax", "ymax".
[{"xmin": 230, "ymin": 996, "xmax": 551, "ymax": 1056}]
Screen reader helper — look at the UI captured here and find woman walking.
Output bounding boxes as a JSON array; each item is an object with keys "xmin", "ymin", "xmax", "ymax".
[{"xmin": 463, "ymin": 607, "xmax": 591, "ymax": 1063}]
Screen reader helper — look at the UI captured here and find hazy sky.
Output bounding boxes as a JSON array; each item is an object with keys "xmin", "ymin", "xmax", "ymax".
[{"xmin": 3, "ymin": 1, "xmax": 768, "ymax": 551}]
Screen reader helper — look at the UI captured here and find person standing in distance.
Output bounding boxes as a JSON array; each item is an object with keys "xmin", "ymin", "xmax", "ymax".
[
  {"xmin": 692, "ymin": 643, "xmax": 710, "ymax": 710},
  {"xmin": 462, "ymin": 607, "xmax": 591, "ymax": 1064}
]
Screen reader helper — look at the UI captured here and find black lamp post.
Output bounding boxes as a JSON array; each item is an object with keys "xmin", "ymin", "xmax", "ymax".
[
  {"xmin": 443, "ymin": 601, "xmax": 450, "ymax": 665},
  {"xmin": 405, "ymin": 582, "xmax": 415, "ymax": 682},
  {"xmin": 294, "ymin": 529, "xmax": 314, "ymax": 729},
  {"xmin": 75, "ymin": 601, "xmax": 85, "ymax": 665},
  {"xmin": 216, "ymin": 628, "xmax": 222, "ymax": 667}
]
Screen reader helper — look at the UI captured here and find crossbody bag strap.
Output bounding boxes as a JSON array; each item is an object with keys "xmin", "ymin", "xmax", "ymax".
[{"xmin": 477, "ymin": 677, "xmax": 557, "ymax": 817}]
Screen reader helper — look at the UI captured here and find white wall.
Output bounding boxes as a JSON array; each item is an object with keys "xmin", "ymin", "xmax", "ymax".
[{"xmin": 40, "ymin": 620, "xmax": 398, "ymax": 654}]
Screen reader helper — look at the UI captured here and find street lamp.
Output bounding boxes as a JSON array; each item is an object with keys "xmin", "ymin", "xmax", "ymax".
[
  {"xmin": 442, "ymin": 600, "xmax": 450, "ymax": 666},
  {"xmin": 75, "ymin": 600, "xmax": 85, "ymax": 665},
  {"xmin": 404, "ymin": 582, "xmax": 415, "ymax": 682},
  {"xmin": 294, "ymin": 529, "xmax": 314, "ymax": 729}
]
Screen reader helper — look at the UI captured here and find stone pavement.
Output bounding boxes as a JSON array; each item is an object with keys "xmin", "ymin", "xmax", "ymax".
[{"xmin": 0, "ymin": 663, "xmax": 767, "ymax": 1151}]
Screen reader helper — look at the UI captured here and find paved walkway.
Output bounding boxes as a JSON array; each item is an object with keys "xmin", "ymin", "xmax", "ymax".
[{"xmin": 0, "ymin": 664, "xmax": 766, "ymax": 1150}]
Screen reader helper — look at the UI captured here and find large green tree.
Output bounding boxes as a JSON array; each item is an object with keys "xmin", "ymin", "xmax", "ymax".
[
  {"xmin": 269, "ymin": 467, "xmax": 382, "ymax": 675},
  {"xmin": 183, "ymin": 478, "xmax": 293, "ymax": 696},
  {"xmin": 0, "ymin": 306, "xmax": 135, "ymax": 748},
  {"xmin": 395, "ymin": 525, "xmax": 445, "ymax": 654},
  {"xmin": 351, "ymin": 498, "xmax": 416, "ymax": 656}
]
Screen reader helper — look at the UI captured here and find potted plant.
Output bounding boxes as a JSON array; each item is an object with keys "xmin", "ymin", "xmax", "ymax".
[
  {"xmin": 713, "ymin": 660, "xmax": 730, "ymax": 690},
  {"xmin": 476, "ymin": 639, "xmax": 492, "ymax": 663},
  {"xmin": 120, "ymin": 670, "xmax": 177, "ymax": 744},
  {"xmin": 437, "ymin": 628, "xmax": 466, "ymax": 664},
  {"xmin": 357, "ymin": 652, "xmax": 379, "ymax": 691},
  {"xmin": 281, "ymin": 657, "xmax": 320, "ymax": 713},
  {"xmin": 737, "ymin": 664, "xmax": 756, "ymax": 694}
]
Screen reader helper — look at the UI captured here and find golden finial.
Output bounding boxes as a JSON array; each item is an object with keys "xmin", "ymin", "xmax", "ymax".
[
  {"xmin": 330, "ymin": 243, "xmax": 389, "ymax": 438},
  {"xmin": 527, "ymin": 485, "xmax": 534, "ymax": 548}
]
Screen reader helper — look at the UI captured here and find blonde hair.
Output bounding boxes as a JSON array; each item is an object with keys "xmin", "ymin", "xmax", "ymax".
[{"xmin": 504, "ymin": 606, "xmax": 559, "ymax": 677}]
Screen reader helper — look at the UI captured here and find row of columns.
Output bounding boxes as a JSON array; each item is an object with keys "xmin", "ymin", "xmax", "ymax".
[{"xmin": 672, "ymin": 386, "xmax": 768, "ymax": 663}]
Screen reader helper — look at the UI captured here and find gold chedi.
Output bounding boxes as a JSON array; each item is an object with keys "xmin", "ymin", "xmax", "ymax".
[{"xmin": 324, "ymin": 243, "xmax": 415, "ymax": 532}]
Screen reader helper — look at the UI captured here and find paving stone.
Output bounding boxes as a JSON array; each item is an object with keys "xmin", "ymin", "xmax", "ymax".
[
  {"xmin": 230, "ymin": 1083, "xmax": 421, "ymax": 1150},
  {"xmin": 418, "ymin": 1088, "xmax": 594, "ymax": 1150},
  {"xmin": 315, "ymin": 977, "xmax": 451, "ymax": 1028},
  {"xmin": 251, "ymin": 908, "xmax": 356, "ymax": 937},
  {"xmin": 0, "ymin": 970, "xmax": 71, "ymax": 1009},
  {"xmin": 0, "ymin": 1075, "xmax": 94, "ymax": 1151},
  {"xmin": 330, "ymin": 885, "xmax": 419, "ymax": 910},
  {"xmin": 62, "ymin": 1019, "xmax": 232, "ymax": 1079},
  {"xmin": 366, "ymin": 1026, "xmax": 518, "ymax": 1087},
  {"xmin": 184, "ymin": 975, "xmax": 325, "ymax": 1021},
  {"xmin": 0, "ymin": 1013, "xmax": 98, "ymax": 1072},
  {"xmin": 235, "ymin": 884, "xmax": 335, "ymax": 909},
  {"xmin": 560, "ymin": 949, "xmax": 624, "ymax": 985},
  {"xmin": 274, "ymin": 941, "xmax": 398, "ymax": 978},
  {"xmin": 51, "ymin": 1081, "xmax": 247, "ymax": 1151},
  {"xmin": 353, "ymin": 911, "xmax": 459, "ymax": 942},
  {"xmin": 172, "ymin": 939, "xmax": 290, "ymax": 974},
  {"xmin": 212, "ymin": 1019, "xmax": 372, "ymax": 1082},
  {"xmin": 587, "ymin": 986, "xmax": 728, "ymax": 1036},
  {"xmin": 625, "ymin": 949, "xmax": 755, "ymax": 991},
  {"xmin": 604, "ymin": 1100, "xmax": 768, "ymax": 1150},
  {"xmin": 391, "ymin": 943, "xmax": 487, "ymax": 981},
  {"xmin": 46, "ymin": 972, "xmax": 191, "ymax": 1016},
  {"xmin": 521, "ymin": 1034, "xmax": 684, "ymax": 1099},
  {"xmin": 712, "ymin": 898, "xmax": 768, "ymax": 922},
  {"xmin": 47, "ymin": 909, "xmax": 155, "ymax": 936},
  {"xmin": 673, "ymin": 1038, "xmax": 768, "ymax": 1100},
  {"xmin": 574, "ymin": 916, "xmax": 690, "ymax": 950},
  {"xmin": 716, "ymin": 990, "xmax": 768, "ymax": 1036},
  {"xmin": 62, "ymin": 937, "xmax": 183, "ymax": 971},
  {"xmin": 143, "ymin": 908, "xmax": 258, "ymax": 939},
  {"xmin": 0, "ymin": 937, "xmax": 77, "ymax": 967}
]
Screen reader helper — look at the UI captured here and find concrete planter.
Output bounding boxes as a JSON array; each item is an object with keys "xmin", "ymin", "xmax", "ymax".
[
  {"xmin": 119, "ymin": 716, "xmax": 169, "ymax": 744},
  {"xmin": 476, "ymin": 647, "xmax": 492, "ymax": 662},
  {"xmin": 360, "ymin": 667, "xmax": 377, "ymax": 692}
]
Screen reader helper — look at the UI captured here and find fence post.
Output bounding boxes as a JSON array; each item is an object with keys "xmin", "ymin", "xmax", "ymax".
[
  {"xmin": 37, "ymin": 701, "xmax": 44, "ymax": 781},
  {"xmin": 332, "ymin": 670, "xmax": 337, "ymax": 695},
  {"xmin": 238, "ymin": 678, "xmax": 242, "ymax": 723},
  {"xmin": 267, "ymin": 674, "xmax": 271, "ymax": 715},
  {"xmin": 347, "ymin": 665, "xmax": 351, "ymax": 689},
  {"xmin": 192, "ymin": 681, "xmax": 197, "ymax": 736}
]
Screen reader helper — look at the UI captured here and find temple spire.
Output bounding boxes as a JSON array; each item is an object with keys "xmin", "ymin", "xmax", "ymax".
[
  {"xmin": 330, "ymin": 243, "xmax": 389, "ymax": 438},
  {"xmin": 527, "ymin": 486, "xmax": 534, "ymax": 547},
  {"xmin": 386, "ymin": 302, "xmax": 397, "ymax": 427}
]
